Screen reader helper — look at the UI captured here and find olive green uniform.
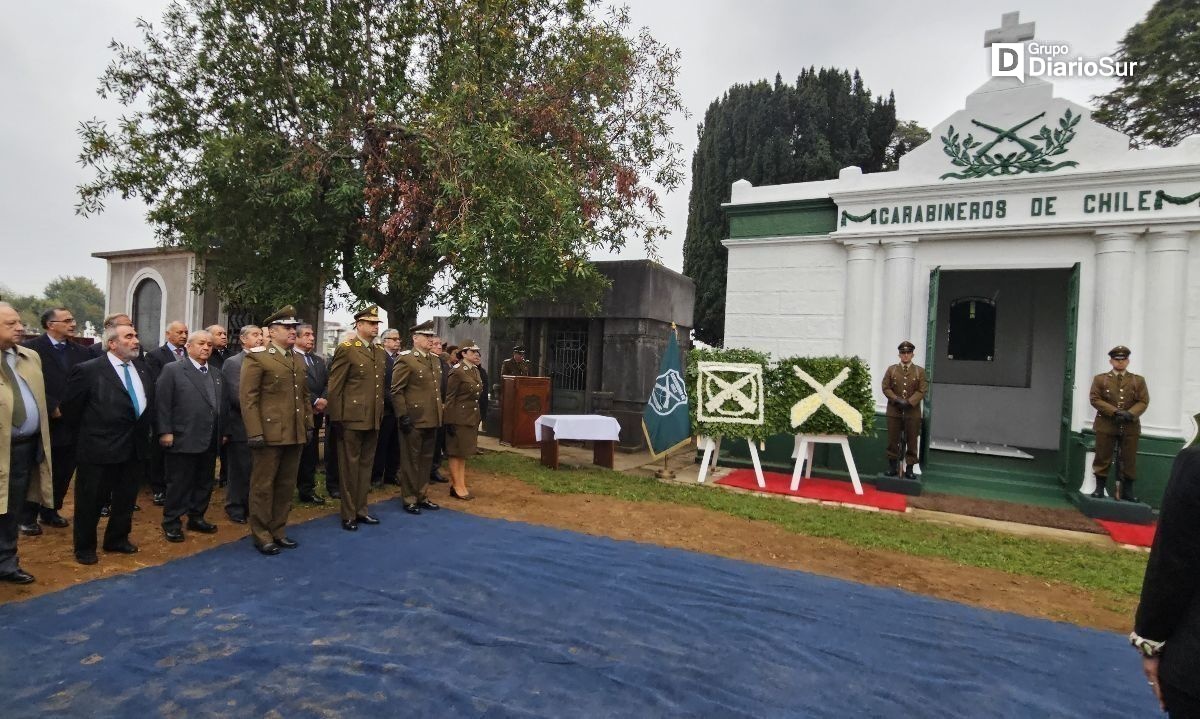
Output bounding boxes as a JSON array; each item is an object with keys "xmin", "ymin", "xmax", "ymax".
[
  {"xmin": 881, "ymin": 362, "xmax": 928, "ymax": 468},
  {"xmin": 500, "ymin": 357, "xmax": 531, "ymax": 376},
  {"xmin": 444, "ymin": 362, "xmax": 483, "ymax": 457},
  {"xmin": 241, "ymin": 344, "xmax": 313, "ymax": 547},
  {"xmin": 390, "ymin": 349, "xmax": 442, "ymax": 504},
  {"xmin": 1089, "ymin": 370, "xmax": 1150, "ymax": 479},
  {"xmin": 327, "ymin": 338, "xmax": 386, "ymax": 521}
]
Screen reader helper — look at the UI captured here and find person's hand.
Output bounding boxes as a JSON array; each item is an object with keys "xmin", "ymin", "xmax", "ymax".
[
  {"xmin": 247, "ymin": 435, "xmax": 266, "ymax": 449},
  {"xmin": 313, "ymin": 398, "xmax": 328, "ymax": 413},
  {"xmin": 446, "ymin": 424, "xmax": 457, "ymax": 437},
  {"xmin": 221, "ymin": 435, "xmax": 230, "ymax": 446},
  {"xmin": 159, "ymin": 433, "xmax": 174, "ymax": 448},
  {"xmin": 1116, "ymin": 409, "xmax": 1134, "ymax": 422},
  {"xmin": 398, "ymin": 415, "xmax": 414, "ymax": 434},
  {"xmin": 1142, "ymin": 656, "xmax": 1164, "ymax": 711},
  {"xmin": 896, "ymin": 398, "xmax": 910, "ymax": 409}
]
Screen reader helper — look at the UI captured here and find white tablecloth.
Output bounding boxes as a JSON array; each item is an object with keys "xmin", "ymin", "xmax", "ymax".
[{"xmin": 534, "ymin": 415, "xmax": 621, "ymax": 442}]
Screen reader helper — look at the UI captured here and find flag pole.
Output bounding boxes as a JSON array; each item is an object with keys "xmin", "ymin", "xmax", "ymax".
[{"xmin": 655, "ymin": 323, "xmax": 680, "ymax": 480}]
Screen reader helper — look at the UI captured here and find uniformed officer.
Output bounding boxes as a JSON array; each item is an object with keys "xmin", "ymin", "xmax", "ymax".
[
  {"xmin": 881, "ymin": 340, "xmax": 928, "ymax": 478},
  {"xmin": 389, "ymin": 320, "xmax": 443, "ymax": 515},
  {"xmin": 240, "ymin": 306, "xmax": 313, "ymax": 555},
  {"xmin": 444, "ymin": 339, "xmax": 484, "ymax": 500},
  {"xmin": 326, "ymin": 306, "xmax": 386, "ymax": 531},
  {"xmin": 500, "ymin": 344, "xmax": 531, "ymax": 376},
  {"xmin": 1089, "ymin": 345, "xmax": 1150, "ymax": 502}
]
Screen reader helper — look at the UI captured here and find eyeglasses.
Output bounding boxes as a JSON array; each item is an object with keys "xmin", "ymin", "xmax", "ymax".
[{"xmin": 50, "ymin": 318, "xmax": 76, "ymax": 324}]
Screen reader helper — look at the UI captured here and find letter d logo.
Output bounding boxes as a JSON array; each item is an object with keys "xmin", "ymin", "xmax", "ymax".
[{"xmin": 991, "ymin": 43, "xmax": 1025, "ymax": 81}]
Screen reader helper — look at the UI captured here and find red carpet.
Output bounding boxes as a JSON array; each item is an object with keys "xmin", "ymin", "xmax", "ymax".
[
  {"xmin": 1096, "ymin": 519, "xmax": 1157, "ymax": 547},
  {"xmin": 717, "ymin": 469, "xmax": 908, "ymax": 512}
]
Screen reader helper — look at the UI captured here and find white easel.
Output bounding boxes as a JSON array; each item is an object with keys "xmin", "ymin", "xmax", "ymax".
[
  {"xmin": 789, "ymin": 434, "xmax": 863, "ymax": 495},
  {"xmin": 696, "ymin": 435, "xmax": 766, "ymax": 488}
]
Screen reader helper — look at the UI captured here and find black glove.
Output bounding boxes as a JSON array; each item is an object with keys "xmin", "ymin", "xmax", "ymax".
[
  {"xmin": 1115, "ymin": 410, "xmax": 1134, "ymax": 422},
  {"xmin": 247, "ymin": 435, "xmax": 266, "ymax": 449},
  {"xmin": 306, "ymin": 429, "xmax": 314, "ymax": 443},
  {"xmin": 398, "ymin": 415, "xmax": 414, "ymax": 434},
  {"xmin": 446, "ymin": 424, "xmax": 457, "ymax": 437},
  {"xmin": 895, "ymin": 398, "xmax": 910, "ymax": 409}
]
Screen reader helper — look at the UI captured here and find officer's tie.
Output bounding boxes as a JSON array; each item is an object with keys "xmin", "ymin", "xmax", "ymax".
[
  {"xmin": 121, "ymin": 362, "xmax": 141, "ymax": 418},
  {"xmin": 55, "ymin": 341, "xmax": 69, "ymax": 368},
  {"xmin": 1, "ymin": 352, "xmax": 27, "ymax": 427}
]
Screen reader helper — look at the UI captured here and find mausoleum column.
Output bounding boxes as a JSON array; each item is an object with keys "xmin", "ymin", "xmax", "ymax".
[
  {"xmin": 841, "ymin": 240, "xmax": 877, "ymax": 361},
  {"xmin": 1091, "ymin": 230, "xmax": 1138, "ymax": 366},
  {"xmin": 1140, "ymin": 229, "xmax": 1190, "ymax": 435},
  {"xmin": 880, "ymin": 238, "xmax": 918, "ymax": 344}
]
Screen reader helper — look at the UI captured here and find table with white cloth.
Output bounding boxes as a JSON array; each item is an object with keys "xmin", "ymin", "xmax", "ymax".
[{"xmin": 534, "ymin": 415, "xmax": 622, "ymax": 469}]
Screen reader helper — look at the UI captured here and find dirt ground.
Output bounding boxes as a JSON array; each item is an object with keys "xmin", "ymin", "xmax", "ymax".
[{"xmin": 0, "ymin": 464, "xmax": 1134, "ymax": 632}]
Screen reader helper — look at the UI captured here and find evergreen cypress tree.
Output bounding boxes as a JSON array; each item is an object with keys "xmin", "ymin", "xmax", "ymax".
[{"xmin": 683, "ymin": 69, "xmax": 908, "ymax": 346}]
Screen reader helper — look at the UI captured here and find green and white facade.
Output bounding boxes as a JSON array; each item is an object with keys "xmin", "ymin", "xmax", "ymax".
[{"xmin": 720, "ymin": 50, "xmax": 1199, "ymax": 508}]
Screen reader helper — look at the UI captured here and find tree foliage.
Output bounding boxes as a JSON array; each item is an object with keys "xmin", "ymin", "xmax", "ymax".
[
  {"xmin": 1093, "ymin": 0, "xmax": 1200, "ymax": 147},
  {"xmin": 682, "ymin": 69, "xmax": 906, "ymax": 347},
  {"xmin": 0, "ymin": 277, "xmax": 105, "ymax": 331},
  {"xmin": 77, "ymin": 0, "xmax": 685, "ymax": 327}
]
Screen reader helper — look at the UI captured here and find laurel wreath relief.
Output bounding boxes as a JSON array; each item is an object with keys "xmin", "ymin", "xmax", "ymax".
[{"xmin": 940, "ymin": 109, "xmax": 1081, "ymax": 180}]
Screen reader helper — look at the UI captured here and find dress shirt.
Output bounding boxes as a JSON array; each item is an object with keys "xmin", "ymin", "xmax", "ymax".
[
  {"xmin": 107, "ymin": 351, "xmax": 147, "ymax": 417},
  {"xmin": 4, "ymin": 348, "xmax": 40, "ymax": 438}
]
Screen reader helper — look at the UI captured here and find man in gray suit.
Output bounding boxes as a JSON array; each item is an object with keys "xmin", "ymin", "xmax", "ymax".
[
  {"xmin": 156, "ymin": 330, "xmax": 231, "ymax": 542},
  {"xmin": 221, "ymin": 325, "xmax": 263, "ymax": 524},
  {"xmin": 295, "ymin": 323, "xmax": 329, "ymax": 504}
]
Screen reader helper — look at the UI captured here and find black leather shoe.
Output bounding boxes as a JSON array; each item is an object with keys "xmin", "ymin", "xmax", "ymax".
[
  {"xmin": 0, "ymin": 569, "xmax": 35, "ymax": 584},
  {"xmin": 341, "ymin": 520, "xmax": 359, "ymax": 531},
  {"xmin": 255, "ymin": 542, "xmax": 281, "ymax": 556},
  {"xmin": 902, "ymin": 468, "xmax": 916, "ymax": 480},
  {"xmin": 104, "ymin": 540, "xmax": 139, "ymax": 554},
  {"xmin": 884, "ymin": 459, "xmax": 899, "ymax": 477},
  {"xmin": 187, "ymin": 519, "xmax": 218, "ymax": 534},
  {"xmin": 1091, "ymin": 476, "xmax": 1107, "ymax": 499},
  {"xmin": 429, "ymin": 473, "xmax": 449, "ymax": 484},
  {"xmin": 152, "ymin": 493, "xmax": 166, "ymax": 506},
  {"xmin": 18, "ymin": 523, "xmax": 42, "ymax": 537},
  {"xmin": 99, "ymin": 505, "xmax": 111, "ymax": 517},
  {"xmin": 275, "ymin": 536, "xmax": 299, "ymax": 549},
  {"xmin": 132, "ymin": 503, "xmax": 141, "ymax": 512},
  {"xmin": 327, "ymin": 492, "xmax": 341, "ymax": 500},
  {"xmin": 75, "ymin": 551, "xmax": 99, "ymax": 565},
  {"xmin": 417, "ymin": 499, "xmax": 440, "ymax": 511},
  {"xmin": 356, "ymin": 514, "xmax": 380, "ymax": 525},
  {"xmin": 226, "ymin": 514, "xmax": 247, "ymax": 524},
  {"xmin": 1119, "ymin": 478, "xmax": 1139, "ymax": 503},
  {"xmin": 450, "ymin": 489, "xmax": 475, "ymax": 501},
  {"xmin": 299, "ymin": 494, "xmax": 326, "ymax": 505},
  {"xmin": 403, "ymin": 503, "xmax": 421, "ymax": 515},
  {"xmin": 164, "ymin": 528, "xmax": 185, "ymax": 543},
  {"xmin": 40, "ymin": 512, "xmax": 70, "ymax": 528}
]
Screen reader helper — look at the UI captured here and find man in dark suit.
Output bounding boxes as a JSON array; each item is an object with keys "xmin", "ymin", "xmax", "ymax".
[
  {"xmin": 372, "ymin": 328, "xmax": 402, "ymax": 486},
  {"xmin": 156, "ymin": 330, "xmax": 230, "ymax": 542},
  {"xmin": 295, "ymin": 323, "xmax": 329, "ymax": 504},
  {"xmin": 205, "ymin": 324, "xmax": 230, "ymax": 370},
  {"xmin": 143, "ymin": 320, "xmax": 188, "ymax": 505},
  {"xmin": 89, "ymin": 313, "xmax": 141, "ymax": 359},
  {"xmin": 221, "ymin": 325, "xmax": 262, "ymax": 524},
  {"xmin": 19, "ymin": 307, "xmax": 90, "ymax": 532},
  {"xmin": 1131, "ymin": 444, "xmax": 1200, "ymax": 716},
  {"xmin": 63, "ymin": 323, "xmax": 155, "ymax": 565}
]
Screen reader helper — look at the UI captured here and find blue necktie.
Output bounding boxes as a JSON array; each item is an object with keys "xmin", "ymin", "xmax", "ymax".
[{"xmin": 122, "ymin": 363, "xmax": 141, "ymax": 418}]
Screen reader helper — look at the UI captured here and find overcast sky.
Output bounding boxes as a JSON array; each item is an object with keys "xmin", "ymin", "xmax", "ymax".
[{"xmin": 0, "ymin": 1, "xmax": 1155, "ymax": 325}]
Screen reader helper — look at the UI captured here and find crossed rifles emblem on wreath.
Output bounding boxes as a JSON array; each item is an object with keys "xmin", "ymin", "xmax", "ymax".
[{"xmin": 696, "ymin": 361, "xmax": 863, "ymax": 433}]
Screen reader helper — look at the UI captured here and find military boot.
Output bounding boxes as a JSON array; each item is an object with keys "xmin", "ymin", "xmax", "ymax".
[
  {"xmin": 1091, "ymin": 475, "xmax": 1107, "ymax": 499},
  {"xmin": 902, "ymin": 465, "xmax": 916, "ymax": 480},
  {"xmin": 1118, "ymin": 478, "xmax": 1138, "ymax": 503},
  {"xmin": 885, "ymin": 459, "xmax": 899, "ymax": 477}
]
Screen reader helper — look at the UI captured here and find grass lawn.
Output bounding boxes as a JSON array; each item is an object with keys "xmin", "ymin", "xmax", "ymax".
[{"xmin": 475, "ymin": 453, "xmax": 1148, "ymax": 601}]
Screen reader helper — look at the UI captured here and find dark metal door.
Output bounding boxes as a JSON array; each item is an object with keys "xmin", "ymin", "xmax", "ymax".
[
  {"xmin": 549, "ymin": 322, "xmax": 588, "ymax": 414},
  {"xmin": 921, "ymin": 266, "xmax": 941, "ymax": 465}
]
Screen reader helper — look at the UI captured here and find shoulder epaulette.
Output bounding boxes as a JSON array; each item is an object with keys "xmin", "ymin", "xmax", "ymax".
[
  {"xmin": 248, "ymin": 346, "xmax": 266, "ymax": 353},
  {"xmin": 399, "ymin": 350, "xmax": 412, "ymax": 356},
  {"xmin": 342, "ymin": 341, "xmax": 353, "ymax": 346}
]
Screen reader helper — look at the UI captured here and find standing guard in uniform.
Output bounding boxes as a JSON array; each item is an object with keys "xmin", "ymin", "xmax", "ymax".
[
  {"xmin": 500, "ymin": 344, "xmax": 531, "ymax": 376},
  {"xmin": 327, "ymin": 306, "xmax": 386, "ymax": 531},
  {"xmin": 1089, "ymin": 345, "xmax": 1150, "ymax": 502},
  {"xmin": 444, "ymin": 339, "xmax": 484, "ymax": 500},
  {"xmin": 881, "ymin": 341, "xmax": 928, "ymax": 478},
  {"xmin": 240, "ymin": 306, "xmax": 312, "ymax": 555},
  {"xmin": 390, "ymin": 320, "xmax": 443, "ymax": 515}
]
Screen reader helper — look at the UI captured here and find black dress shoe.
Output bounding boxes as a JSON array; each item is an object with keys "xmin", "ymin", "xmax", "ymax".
[
  {"xmin": 356, "ymin": 514, "xmax": 380, "ymax": 525},
  {"xmin": 429, "ymin": 473, "xmax": 449, "ymax": 484},
  {"xmin": 104, "ymin": 540, "xmax": 139, "ymax": 554},
  {"xmin": 0, "ymin": 569, "xmax": 35, "ymax": 584},
  {"xmin": 40, "ymin": 512, "xmax": 70, "ymax": 528},
  {"xmin": 100, "ymin": 505, "xmax": 111, "ymax": 517},
  {"xmin": 187, "ymin": 519, "xmax": 218, "ymax": 534},
  {"xmin": 341, "ymin": 519, "xmax": 359, "ymax": 531},
  {"xmin": 403, "ymin": 503, "xmax": 421, "ymax": 515},
  {"xmin": 275, "ymin": 536, "xmax": 299, "ymax": 549},
  {"xmin": 164, "ymin": 528, "xmax": 185, "ymax": 543},
  {"xmin": 226, "ymin": 513, "xmax": 247, "ymax": 524},
  {"xmin": 417, "ymin": 499, "xmax": 440, "ymax": 511},
  {"xmin": 255, "ymin": 542, "xmax": 281, "ymax": 555},
  {"xmin": 75, "ymin": 551, "xmax": 99, "ymax": 565},
  {"xmin": 450, "ymin": 489, "xmax": 475, "ymax": 501},
  {"xmin": 299, "ymin": 494, "xmax": 326, "ymax": 505},
  {"xmin": 18, "ymin": 523, "xmax": 42, "ymax": 537},
  {"xmin": 132, "ymin": 503, "xmax": 141, "ymax": 512},
  {"xmin": 152, "ymin": 493, "xmax": 166, "ymax": 506}
]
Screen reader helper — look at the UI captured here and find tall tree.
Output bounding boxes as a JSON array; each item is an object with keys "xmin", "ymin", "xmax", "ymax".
[
  {"xmin": 43, "ymin": 276, "xmax": 106, "ymax": 330},
  {"xmin": 77, "ymin": 0, "xmax": 684, "ymax": 328},
  {"xmin": 1093, "ymin": 0, "xmax": 1200, "ymax": 147},
  {"xmin": 683, "ymin": 68, "xmax": 904, "ymax": 346}
]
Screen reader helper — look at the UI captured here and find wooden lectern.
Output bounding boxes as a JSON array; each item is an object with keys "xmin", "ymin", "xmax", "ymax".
[{"xmin": 501, "ymin": 376, "xmax": 551, "ymax": 448}]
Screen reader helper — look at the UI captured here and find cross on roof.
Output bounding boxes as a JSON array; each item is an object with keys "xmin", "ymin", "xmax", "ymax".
[{"xmin": 983, "ymin": 11, "xmax": 1035, "ymax": 48}]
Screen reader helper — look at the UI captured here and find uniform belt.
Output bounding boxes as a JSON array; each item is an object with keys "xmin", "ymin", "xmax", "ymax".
[{"xmin": 10, "ymin": 435, "xmax": 38, "ymax": 445}]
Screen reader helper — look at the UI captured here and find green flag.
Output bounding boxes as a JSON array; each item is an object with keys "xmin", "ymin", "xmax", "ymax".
[{"xmin": 642, "ymin": 328, "xmax": 691, "ymax": 458}]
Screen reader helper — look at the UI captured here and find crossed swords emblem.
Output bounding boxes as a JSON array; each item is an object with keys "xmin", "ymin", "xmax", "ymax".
[{"xmin": 790, "ymin": 366, "xmax": 863, "ymax": 433}]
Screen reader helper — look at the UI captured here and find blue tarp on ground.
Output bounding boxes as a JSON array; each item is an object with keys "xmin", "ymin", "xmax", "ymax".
[{"xmin": 0, "ymin": 504, "xmax": 1156, "ymax": 718}]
